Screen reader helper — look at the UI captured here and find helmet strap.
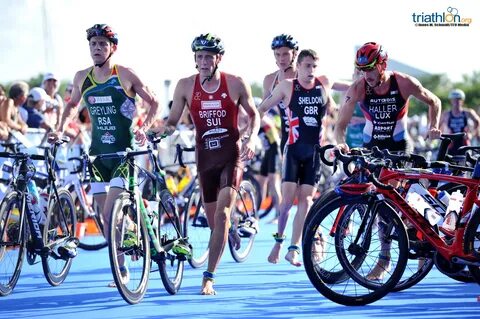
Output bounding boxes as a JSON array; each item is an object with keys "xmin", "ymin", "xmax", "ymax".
[
  {"xmin": 94, "ymin": 45, "xmax": 115, "ymax": 68},
  {"xmin": 202, "ymin": 64, "xmax": 218, "ymax": 85}
]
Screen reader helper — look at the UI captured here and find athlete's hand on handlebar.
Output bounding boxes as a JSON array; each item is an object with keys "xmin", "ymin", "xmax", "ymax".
[
  {"xmin": 334, "ymin": 143, "xmax": 350, "ymax": 153},
  {"xmin": 47, "ymin": 131, "xmax": 62, "ymax": 144},
  {"xmin": 133, "ymin": 127, "xmax": 147, "ymax": 146},
  {"xmin": 427, "ymin": 127, "xmax": 441, "ymax": 140}
]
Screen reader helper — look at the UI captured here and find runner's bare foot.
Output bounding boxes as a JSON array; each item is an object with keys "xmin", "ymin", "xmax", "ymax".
[
  {"xmin": 201, "ymin": 272, "xmax": 217, "ymax": 295},
  {"xmin": 366, "ymin": 254, "xmax": 391, "ymax": 280},
  {"xmin": 268, "ymin": 242, "xmax": 282, "ymax": 264},
  {"xmin": 312, "ymin": 235, "xmax": 326, "ymax": 263},
  {"xmin": 285, "ymin": 245, "xmax": 302, "ymax": 267}
]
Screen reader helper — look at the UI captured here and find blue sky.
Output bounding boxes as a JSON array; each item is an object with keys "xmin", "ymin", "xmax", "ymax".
[{"xmin": 1, "ymin": 0, "xmax": 478, "ymax": 104}]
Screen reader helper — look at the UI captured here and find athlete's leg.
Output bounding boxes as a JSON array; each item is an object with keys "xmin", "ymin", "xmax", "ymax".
[
  {"xmin": 285, "ymin": 184, "xmax": 316, "ymax": 267},
  {"xmin": 201, "ymin": 187, "xmax": 236, "ymax": 295},
  {"xmin": 268, "ymin": 181, "xmax": 297, "ymax": 264}
]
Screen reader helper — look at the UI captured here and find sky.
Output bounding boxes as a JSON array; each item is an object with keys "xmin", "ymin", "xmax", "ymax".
[{"xmin": 1, "ymin": 0, "xmax": 479, "ymax": 106}]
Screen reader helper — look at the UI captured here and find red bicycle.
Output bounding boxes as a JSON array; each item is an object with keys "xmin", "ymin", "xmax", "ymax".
[{"xmin": 302, "ymin": 146, "xmax": 480, "ymax": 305}]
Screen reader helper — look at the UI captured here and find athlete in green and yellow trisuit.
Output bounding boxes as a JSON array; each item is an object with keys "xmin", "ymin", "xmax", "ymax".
[{"xmin": 49, "ymin": 24, "xmax": 159, "ymax": 287}]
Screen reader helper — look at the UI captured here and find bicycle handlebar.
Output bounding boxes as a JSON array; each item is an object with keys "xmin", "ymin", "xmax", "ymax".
[{"xmin": 175, "ymin": 144, "xmax": 195, "ymax": 168}]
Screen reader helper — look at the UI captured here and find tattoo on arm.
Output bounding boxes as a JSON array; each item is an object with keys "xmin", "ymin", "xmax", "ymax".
[{"xmin": 345, "ymin": 95, "xmax": 351, "ymax": 103}]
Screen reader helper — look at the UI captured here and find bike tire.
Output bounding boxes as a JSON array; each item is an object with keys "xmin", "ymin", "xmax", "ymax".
[
  {"xmin": 242, "ymin": 170, "xmax": 262, "ymax": 213},
  {"xmin": 0, "ymin": 191, "xmax": 25, "ymax": 296},
  {"xmin": 229, "ymin": 180, "xmax": 258, "ymax": 263},
  {"xmin": 184, "ymin": 186, "xmax": 210, "ymax": 268},
  {"xmin": 157, "ymin": 189, "xmax": 185, "ymax": 295},
  {"xmin": 42, "ymin": 188, "xmax": 76, "ymax": 286},
  {"xmin": 108, "ymin": 192, "xmax": 150, "ymax": 304}
]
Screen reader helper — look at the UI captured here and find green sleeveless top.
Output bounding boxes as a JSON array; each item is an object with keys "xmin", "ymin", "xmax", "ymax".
[{"xmin": 81, "ymin": 66, "xmax": 135, "ymax": 155}]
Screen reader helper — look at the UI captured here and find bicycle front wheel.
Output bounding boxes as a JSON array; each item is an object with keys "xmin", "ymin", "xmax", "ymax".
[
  {"xmin": 42, "ymin": 188, "xmax": 76, "ymax": 286},
  {"xmin": 303, "ymin": 192, "xmax": 408, "ymax": 306},
  {"xmin": 157, "ymin": 189, "xmax": 185, "ymax": 295},
  {"xmin": 229, "ymin": 180, "xmax": 258, "ymax": 263},
  {"xmin": 108, "ymin": 192, "xmax": 150, "ymax": 304},
  {"xmin": 0, "ymin": 191, "xmax": 25, "ymax": 296}
]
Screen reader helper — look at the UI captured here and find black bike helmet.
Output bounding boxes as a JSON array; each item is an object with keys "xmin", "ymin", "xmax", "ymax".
[
  {"xmin": 191, "ymin": 33, "xmax": 225, "ymax": 54},
  {"xmin": 271, "ymin": 34, "xmax": 298, "ymax": 50},
  {"xmin": 86, "ymin": 24, "xmax": 118, "ymax": 45}
]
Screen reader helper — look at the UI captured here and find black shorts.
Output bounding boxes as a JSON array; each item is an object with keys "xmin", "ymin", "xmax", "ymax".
[
  {"xmin": 260, "ymin": 143, "xmax": 279, "ymax": 176},
  {"xmin": 282, "ymin": 143, "xmax": 320, "ymax": 186}
]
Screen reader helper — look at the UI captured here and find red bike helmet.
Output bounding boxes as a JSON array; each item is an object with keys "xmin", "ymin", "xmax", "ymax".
[
  {"xmin": 86, "ymin": 24, "xmax": 118, "ymax": 45},
  {"xmin": 355, "ymin": 42, "xmax": 388, "ymax": 70}
]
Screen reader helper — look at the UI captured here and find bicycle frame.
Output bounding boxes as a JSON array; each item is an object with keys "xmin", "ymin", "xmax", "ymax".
[
  {"xmin": 97, "ymin": 147, "xmax": 183, "ymax": 256},
  {"xmin": 0, "ymin": 147, "xmax": 70, "ymax": 254}
]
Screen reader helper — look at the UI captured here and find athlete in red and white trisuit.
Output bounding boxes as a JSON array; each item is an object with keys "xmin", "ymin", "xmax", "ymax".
[
  {"xmin": 151, "ymin": 34, "xmax": 260, "ymax": 295},
  {"xmin": 335, "ymin": 42, "xmax": 441, "ymax": 154},
  {"xmin": 335, "ymin": 42, "xmax": 442, "ymax": 280}
]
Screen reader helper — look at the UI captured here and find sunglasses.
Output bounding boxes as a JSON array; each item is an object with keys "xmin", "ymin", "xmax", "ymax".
[{"xmin": 355, "ymin": 57, "xmax": 378, "ymax": 71}]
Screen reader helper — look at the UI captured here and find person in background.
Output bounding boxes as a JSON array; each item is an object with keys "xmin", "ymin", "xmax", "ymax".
[
  {"xmin": 1, "ymin": 81, "xmax": 29, "ymax": 134},
  {"xmin": 439, "ymin": 88, "xmax": 480, "ymax": 155},
  {"xmin": 42, "ymin": 72, "xmax": 64, "ymax": 130}
]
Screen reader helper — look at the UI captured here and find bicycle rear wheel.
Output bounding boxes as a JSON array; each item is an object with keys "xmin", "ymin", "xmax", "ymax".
[
  {"xmin": 157, "ymin": 189, "xmax": 185, "ymax": 295},
  {"xmin": 42, "ymin": 188, "xmax": 76, "ymax": 286},
  {"xmin": 0, "ymin": 191, "xmax": 25, "ymax": 296},
  {"xmin": 229, "ymin": 180, "xmax": 258, "ymax": 263},
  {"xmin": 184, "ymin": 186, "xmax": 210, "ymax": 268},
  {"xmin": 109, "ymin": 192, "xmax": 150, "ymax": 304}
]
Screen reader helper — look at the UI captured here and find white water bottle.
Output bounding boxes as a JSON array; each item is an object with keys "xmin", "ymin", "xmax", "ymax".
[
  {"xmin": 437, "ymin": 190, "xmax": 450, "ymax": 207},
  {"xmin": 406, "ymin": 183, "xmax": 443, "ymax": 226},
  {"xmin": 441, "ymin": 190, "xmax": 463, "ymax": 233}
]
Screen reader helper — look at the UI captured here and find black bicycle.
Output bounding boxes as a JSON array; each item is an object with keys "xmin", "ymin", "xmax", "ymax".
[{"xmin": 0, "ymin": 137, "xmax": 77, "ymax": 296}]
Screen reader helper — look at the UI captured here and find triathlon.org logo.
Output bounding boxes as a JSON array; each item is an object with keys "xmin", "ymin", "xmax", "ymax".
[{"xmin": 412, "ymin": 7, "xmax": 472, "ymax": 27}]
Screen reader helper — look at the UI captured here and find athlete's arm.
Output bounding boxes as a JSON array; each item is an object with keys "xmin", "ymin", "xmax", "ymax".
[
  {"xmin": 466, "ymin": 109, "xmax": 480, "ymax": 136},
  {"xmin": 237, "ymin": 77, "xmax": 260, "ymax": 160},
  {"xmin": 334, "ymin": 82, "xmax": 360, "ymax": 149},
  {"xmin": 438, "ymin": 111, "xmax": 448, "ymax": 132},
  {"xmin": 320, "ymin": 95, "xmax": 335, "ymax": 146},
  {"xmin": 398, "ymin": 73, "xmax": 441, "ymax": 138},
  {"xmin": 129, "ymin": 74, "xmax": 160, "ymax": 132},
  {"xmin": 262, "ymin": 72, "xmax": 276, "ymax": 100},
  {"xmin": 53, "ymin": 70, "xmax": 84, "ymax": 136},
  {"xmin": 332, "ymin": 80, "xmax": 351, "ymax": 92},
  {"xmin": 161, "ymin": 78, "xmax": 190, "ymax": 134},
  {"xmin": 258, "ymin": 80, "xmax": 290, "ymax": 118}
]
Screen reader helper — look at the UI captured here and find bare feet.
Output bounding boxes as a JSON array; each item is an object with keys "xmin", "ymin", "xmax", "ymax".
[
  {"xmin": 268, "ymin": 242, "xmax": 282, "ymax": 264},
  {"xmin": 366, "ymin": 255, "xmax": 391, "ymax": 280},
  {"xmin": 312, "ymin": 235, "xmax": 326, "ymax": 263},
  {"xmin": 285, "ymin": 246, "xmax": 302, "ymax": 267},
  {"xmin": 200, "ymin": 277, "xmax": 216, "ymax": 295}
]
